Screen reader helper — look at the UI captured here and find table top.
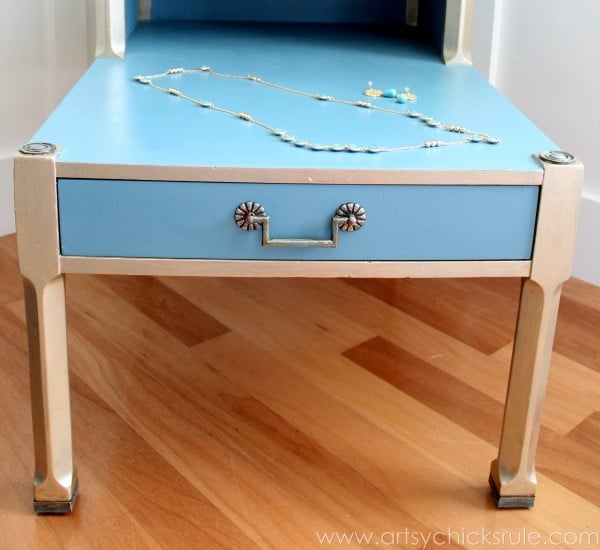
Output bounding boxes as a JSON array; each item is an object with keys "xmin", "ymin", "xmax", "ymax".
[{"xmin": 33, "ymin": 21, "xmax": 556, "ymax": 176}]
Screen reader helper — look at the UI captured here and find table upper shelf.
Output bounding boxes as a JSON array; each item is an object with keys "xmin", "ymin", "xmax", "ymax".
[{"xmin": 32, "ymin": 21, "xmax": 556, "ymax": 178}]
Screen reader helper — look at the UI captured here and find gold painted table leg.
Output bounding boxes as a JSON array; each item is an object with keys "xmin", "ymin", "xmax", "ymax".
[
  {"xmin": 489, "ymin": 278, "xmax": 562, "ymax": 508},
  {"xmin": 490, "ymin": 156, "xmax": 583, "ymax": 508},
  {"xmin": 15, "ymin": 148, "xmax": 78, "ymax": 513},
  {"xmin": 24, "ymin": 275, "xmax": 78, "ymax": 513}
]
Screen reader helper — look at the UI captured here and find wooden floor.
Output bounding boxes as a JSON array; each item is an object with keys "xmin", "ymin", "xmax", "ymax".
[{"xmin": 0, "ymin": 233, "xmax": 598, "ymax": 549}]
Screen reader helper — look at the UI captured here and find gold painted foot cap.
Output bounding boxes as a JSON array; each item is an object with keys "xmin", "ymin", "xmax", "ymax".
[
  {"xmin": 488, "ymin": 475, "xmax": 534, "ymax": 509},
  {"xmin": 34, "ymin": 480, "xmax": 79, "ymax": 514}
]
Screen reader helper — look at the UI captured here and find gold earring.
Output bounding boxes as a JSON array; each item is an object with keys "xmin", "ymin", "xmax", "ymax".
[{"xmin": 363, "ymin": 81, "xmax": 383, "ymax": 97}]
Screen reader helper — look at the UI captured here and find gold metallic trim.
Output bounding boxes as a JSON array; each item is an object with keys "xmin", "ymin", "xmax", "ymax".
[
  {"xmin": 14, "ymin": 148, "xmax": 78, "ymax": 511},
  {"xmin": 55, "ymin": 163, "xmax": 544, "ymax": 186},
  {"xmin": 443, "ymin": 0, "xmax": 474, "ymax": 65},
  {"xmin": 489, "ymin": 158, "xmax": 583, "ymax": 506},
  {"xmin": 95, "ymin": 0, "xmax": 126, "ymax": 58},
  {"xmin": 405, "ymin": 0, "xmax": 419, "ymax": 27},
  {"xmin": 138, "ymin": 0, "xmax": 151, "ymax": 21},
  {"xmin": 59, "ymin": 256, "xmax": 531, "ymax": 279}
]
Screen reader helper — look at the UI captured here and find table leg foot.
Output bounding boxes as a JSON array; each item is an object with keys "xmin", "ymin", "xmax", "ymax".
[
  {"xmin": 34, "ymin": 480, "xmax": 79, "ymax": 514},
  {"xmin": 488, "ymin": 474, "xmax": 534, "ymax": 509}
]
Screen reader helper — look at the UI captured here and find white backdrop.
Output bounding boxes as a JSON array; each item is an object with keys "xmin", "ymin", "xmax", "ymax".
[
  {"xmin": 0, "ymin": 1, "xmax": 598, "ymax": 284},
  {"xmin": 0, "ymin": 0, "xmax": 93, "ymax": 236},
  {"xmin": 480, "ymin": 0, "xmax": 600, "ymax": 286}
]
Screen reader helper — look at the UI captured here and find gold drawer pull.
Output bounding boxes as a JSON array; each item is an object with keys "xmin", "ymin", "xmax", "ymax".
[{"xmin": 234, "ymin": 202, "xmax": 366, "ymax": 248}]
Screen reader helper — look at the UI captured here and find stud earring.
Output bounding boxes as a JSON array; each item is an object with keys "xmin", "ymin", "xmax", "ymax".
[
  {"xmin": 364, "ymin": 82, "xmax": 418, "ymax": 102},
  {"xmin": 363, "ymin": 81, "xmax": 383, "ymax": 97},
  {"xmin": 397, "ymin": 87, "xmax": 417, "ymax": 103}
]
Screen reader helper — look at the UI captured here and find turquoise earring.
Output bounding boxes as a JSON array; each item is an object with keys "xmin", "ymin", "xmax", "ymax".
[{"xmin": 363, "ymin": 82, "xmax": 417, "ymax": 102}]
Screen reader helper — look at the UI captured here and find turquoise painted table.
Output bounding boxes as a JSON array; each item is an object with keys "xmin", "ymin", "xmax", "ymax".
[{"xmin": 14, "ymin": 20, "xmax": 583, "ymax": 513}]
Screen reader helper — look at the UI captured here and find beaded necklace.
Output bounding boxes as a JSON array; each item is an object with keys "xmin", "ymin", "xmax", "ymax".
[{"xmin": 135, "ymin": 66, "xmax": 500, "ymax": 153}]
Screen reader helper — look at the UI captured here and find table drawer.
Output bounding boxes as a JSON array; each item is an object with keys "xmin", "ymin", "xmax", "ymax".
[{"xmin": 57, "ymin": 179, "xmax": 539, "ymax": 261}]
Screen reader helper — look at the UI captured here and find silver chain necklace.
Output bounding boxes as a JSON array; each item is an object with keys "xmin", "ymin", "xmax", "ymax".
[{"xmin": 135, "ymin": 66, "xmax": 500, "ymax": 153}]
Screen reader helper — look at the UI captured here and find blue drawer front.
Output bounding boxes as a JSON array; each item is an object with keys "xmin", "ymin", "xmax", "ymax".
[{"xmin": 57, "ymin": 179, "xmax": 538, "ymax": 261}]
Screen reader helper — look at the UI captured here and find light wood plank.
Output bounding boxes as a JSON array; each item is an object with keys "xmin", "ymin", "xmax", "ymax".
[
  {"xmin": 63, "ymin": 280, "xmax": 453, "ymax": 548},
  {"xmin": 345, "ymin": 278, "xmax": 520, "ymax": 354},
  {"xmin": 493, "ymin": 344, "xmax": 600, "ymax": 435},
  {"xmin": 159, "ymin": 276, "xmax": 371, "ymax": 356},
  {"xmin": 1, "ymin": 234, "xmax": 598, "ymax": 548},
  {"xmin": 0, "ymin": 308, "xmax": 162, "ymax": 550},
  {"xmin": 554, "ymin": 295, "xmax": 600, "ymax": 373},
  {"xmin": 66, "ymin": 321, "xmax": 394, "ymax": 548},
  {"xmin": 101, "ymin": 275, "xmax": 230, "ymax": 347},
  {"xmin": 195, "ymin": 331, "xmax": 600, "ymax": 545},
  {"xmin": 562, "ymin": 277, "xmax": 600, "ymax": 312},
  {"xmin": 0, "ymin": 237, "xmax": 22, "ymax": 305},
  {"xmin": 232, "ymin": 277, "xmax": 594, "ymax": 436},
  {"xmin": 68, "ymin": 371, "xmax": 258, "ymax": 550}
]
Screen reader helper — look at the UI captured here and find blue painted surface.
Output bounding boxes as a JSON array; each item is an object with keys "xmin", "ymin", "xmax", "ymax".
[
  {"xmin": 150, "ymin": 0, "xmax": 407, "ymax": 23},
  {"xmin": 32, "ymin": 22, "xmax": 556, "ymax": 172},
  {"xmin": 58, "ymin": 179, "xmax": 539, "ymax": 261},
  {"xmin": 126, "ymin": 0, "xmax": 138, "ymax": 38}
]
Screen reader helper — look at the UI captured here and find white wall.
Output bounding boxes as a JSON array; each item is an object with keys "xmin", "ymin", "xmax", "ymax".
[
  {"xmin": 0, "ymin": 1, "xmax": 92, "ymax": 236},
  {"xmin": 481, "ymin": 0, "xmax": 600, "ymax": 286}
]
